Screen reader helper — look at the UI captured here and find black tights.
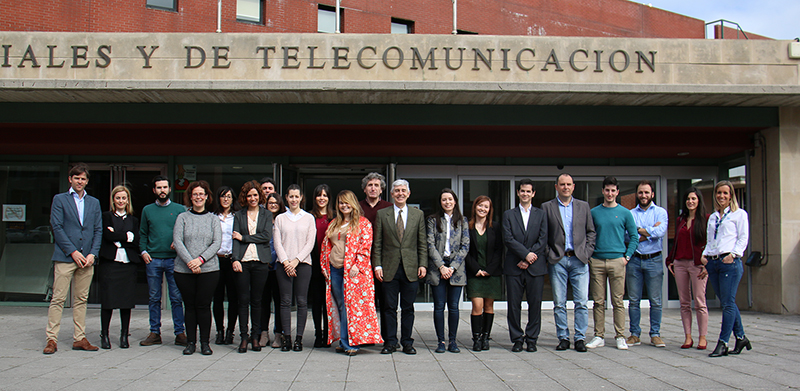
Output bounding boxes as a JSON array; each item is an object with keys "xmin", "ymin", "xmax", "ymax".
[
  {"xmin": 101, "ymin": 308, "xmax": 131, "ymax": 333},
  {"xmin": 213, "ymin": 257, "xmax": 238, "ymax": 332},
  {"xmin": 175, "ymin": 271, "xmax": 220, "ymax": 344}
]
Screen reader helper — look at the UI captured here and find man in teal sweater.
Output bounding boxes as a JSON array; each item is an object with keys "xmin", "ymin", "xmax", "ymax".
[
  {"xmin": 139, "ymin": 175, "xmax": 188, "ymax": 346},
  {"xmin": 585, "ymin": 176, "xmax": 638, "ymax": 350}
]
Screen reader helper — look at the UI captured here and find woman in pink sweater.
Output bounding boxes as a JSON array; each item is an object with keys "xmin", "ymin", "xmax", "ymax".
[{"xmin": 273, "ymin": 184, "xmax": 317, "ymax": 352}]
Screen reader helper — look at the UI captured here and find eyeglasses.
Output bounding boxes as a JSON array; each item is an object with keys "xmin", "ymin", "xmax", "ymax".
[
  {"xmin": 267, "ymin": 202, "xmax": 279, "ymax": 206},
  {"xmin": 191, "ymin": 193, "xmax": 207, "ymax": 198}
]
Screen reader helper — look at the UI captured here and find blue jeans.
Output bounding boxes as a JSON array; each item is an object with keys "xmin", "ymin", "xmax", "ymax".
[
  {"xmin": 431, "ymin": 279, "xmax": 462, "ymax": 343},
  {"xmin": 146, "ymin": 258, "xmax": 185, "ymax": 334},
  {"xmin": 548, "ymin": 255, "xmax": 589, "ymax": 342},
  {"xmin": 626, "ymin": 254, "xmax": 664, "ymax": 337},
  {"xmin": 330, "ymin": 267, "xmax": 356, "ymax": 350},
  {"xmin": 706, "ymin": 257, "xmax": 744, "ymax": 343}
]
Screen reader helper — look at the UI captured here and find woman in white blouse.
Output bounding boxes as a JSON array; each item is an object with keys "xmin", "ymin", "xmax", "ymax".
[
  {"xmin": 213, "ymin": 186, "xmax": 238, "ymax": 346},
  {"xmin": 701, "ymin": 180, "xmax": 751, "ymax": 357},
  {"xmin": 273, "ymin": 184, "xmax": 316, "ymax": 352}
]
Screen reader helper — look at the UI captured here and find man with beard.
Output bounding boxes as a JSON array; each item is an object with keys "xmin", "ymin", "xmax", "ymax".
[
  {"xmin": 139, "ymin": 175, "xmax": 188, "ymax": 347},
  {"xmin": 626, "ymin": 180, "xmax": 668, "ymax": 348}
]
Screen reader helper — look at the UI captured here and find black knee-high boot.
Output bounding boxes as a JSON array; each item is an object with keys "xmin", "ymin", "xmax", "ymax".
[
  {"xmin": 471, "ymin": 314, "xmax": 483, "ymax": 351},
  {"xmin": 481, "ymin": 313, "xmax": 494, "ymax": 351}
]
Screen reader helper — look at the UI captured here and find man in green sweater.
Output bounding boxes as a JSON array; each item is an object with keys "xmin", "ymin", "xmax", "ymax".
[
  {"xmin": 585, "ymin": 176, "xmax": 638, "ymax": 350},
  {"xmin": 139, "ymin": 175, "xmax": 188, "ymax": 346}
]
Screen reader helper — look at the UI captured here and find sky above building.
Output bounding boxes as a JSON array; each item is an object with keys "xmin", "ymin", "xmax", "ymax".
[{"xmin": 647, "ymin": 0, "xmax": 799, "ymax": 40}]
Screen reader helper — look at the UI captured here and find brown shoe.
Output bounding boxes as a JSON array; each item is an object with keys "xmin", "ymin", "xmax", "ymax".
[
  {"xmin": 139, "ymin": 332, "xmax": 162, "ymax": 346},
  {"xmin": 72, "ymin": 337, "xmax": 99, "ymax": 351},
  {"xmin": 43, "ymin": 339, "xmax": 57, "ymax": 354},
  {"xmin": 174, "ymin": 332, "xmax": 188, "ymax": 346}
]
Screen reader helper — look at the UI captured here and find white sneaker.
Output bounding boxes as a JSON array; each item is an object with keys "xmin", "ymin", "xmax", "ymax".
[
  {"xmin": 586, "ymin": 336, "xmax": 605, "ymax": 349},
  {"xmin": 616, "ymin": 337, "xmax": 629, "ymax": 350}
]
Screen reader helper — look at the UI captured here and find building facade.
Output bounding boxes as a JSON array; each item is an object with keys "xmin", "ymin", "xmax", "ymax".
[{"xmin": 1, "ymin": 1, "xmax": 798, "ymax": 314}]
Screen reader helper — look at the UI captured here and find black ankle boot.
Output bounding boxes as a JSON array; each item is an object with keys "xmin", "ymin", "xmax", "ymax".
[
  {"xmin": 482, "ymin": 313, "xmax": 494, "ymax": 350},
  {"xmin": 251, "ymin": 336, "xmax": 262, "ymax": 352},
  {"xmin": 730, "ymin": 336, "xmax": 752, "ymax": 354},
  {"xmin": 709, "ymin": 340, "xmax": 728, "ymax": 357},
  {"xmin": 100, "ymin": 331, "xmax": 111, "ymax": 350},
  {"xmin": 215, "ymin": 328, "xmax": 225, "ymax": 345},
  {"xmin": 200, "ymin": 342, "xmax": 213, "ymax": 355},
  {"xmin": 183, "ymin": 342, "xmax": 196, "ymax": 355},
  {"xmin": 314, "ymin": 331, "xmax": 324, "ymax": 348},
  {"xmin": 281, "ymin": 334, "xmax": 292, "ymax": 352},
  {"xmin": 224, "ymin": 328, "xmax": 235, "ymax": 345},
  {"xmin": 470, "ymin": 314, "xmax": 483, "ymax": 351},
  {"xmin": 238, "ymin": 336, "xmax": 249, "ymax": 353},
  {"xmin": 293, "ymin": 336, "xmax": 303, "ymax": 351},
  {"xmin": 119, "ymin": 327, "xmax": 129, "ymax": 349}
]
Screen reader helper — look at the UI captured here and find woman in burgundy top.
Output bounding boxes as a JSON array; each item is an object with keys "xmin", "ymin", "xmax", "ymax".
[
  {"xmin": 666, "ymin": 186, "xmax": 709, "ymax": 350},
  {"xmin": 310, "ymin": 184, "xmax": 334, "ymax": 348}
]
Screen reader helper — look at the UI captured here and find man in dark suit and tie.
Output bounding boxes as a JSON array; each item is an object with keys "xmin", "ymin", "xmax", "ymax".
[
  {"xmin": 372, "ymin": 179, "xmax": 427, "ymax": 355},
  {"xmin": 43, "ymin": 163, "xmax": 102, "ymax": 354},
  {"xmin": 542, "ymin": 173, "xmax": 596, "ymax": 353},
  {"xmin": 502, "ymin": 178, "xmax": 547, "ymax": 352}
]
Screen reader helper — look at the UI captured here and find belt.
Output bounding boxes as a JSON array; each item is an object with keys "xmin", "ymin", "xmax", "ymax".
[
  {"xmin": 633, "ymin": 252, "xmax": 660, "ymax": 260},
  {"xmin": 706, "ymin": 253, "xmax": 730, "ymax": 261},
  {"xmin": 218, "ymin": 254, "xmax": 232, "ymax": 259},
  {"xmin": 564, "ymin": 250, "xmax": 576, "ymax": 258}
]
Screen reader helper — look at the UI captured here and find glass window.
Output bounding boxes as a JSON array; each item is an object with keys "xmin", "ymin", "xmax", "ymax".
[
  {"xmin": 0, "ymin": 165, "xmax": 61, "ymax": 302},
  {"xmin": 237, "ymin": 0, "xmax": 262, "ymax": 23},
  {"xmin": 391, "ymin": 18, "xmax": 413, "ymax": 34},
  {"xmin": 146, "ymin": 0, "xmax": 176, "ymax": 11},
  {"xmin": 318, "ymin": 6, "xmax": 336, "ymax": 33}
]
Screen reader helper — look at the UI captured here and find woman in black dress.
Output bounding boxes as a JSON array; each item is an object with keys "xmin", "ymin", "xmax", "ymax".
[{"xmin": 98, "ymin": 185, "xmax": 141, "ymax": 349}]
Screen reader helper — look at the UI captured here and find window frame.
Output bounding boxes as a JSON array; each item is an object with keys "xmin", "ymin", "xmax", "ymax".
[
  {"xmin": 146, "ymin": 0, "xmax": 177, "ymax": 12},
  {"xmin": 236, "ymin": 0, "xmax": 264, "ymax": 25}
]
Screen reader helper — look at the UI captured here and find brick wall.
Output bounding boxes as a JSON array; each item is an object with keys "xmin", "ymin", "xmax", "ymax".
[{"xmin": 1, "ymin": 0, "xmax": 711, "ymax": 38}]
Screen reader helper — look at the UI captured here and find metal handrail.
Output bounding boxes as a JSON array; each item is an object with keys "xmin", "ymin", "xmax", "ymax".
[{"xmin": 705, "ymin": 19, "xmax": 749, "ymax": 39}]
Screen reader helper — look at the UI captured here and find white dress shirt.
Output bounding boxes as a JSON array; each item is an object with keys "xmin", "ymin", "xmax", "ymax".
[{"xmin": 703, "ymin": 207, "xmax": 749, "ymax": 257}]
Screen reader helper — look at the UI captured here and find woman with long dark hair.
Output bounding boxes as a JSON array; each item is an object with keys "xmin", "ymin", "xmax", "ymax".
[
  {"xmin": 666, "ymin": 187, "xmax": 709, "ymax": 350},
  {"xmin": 273, "ymin": 184, "xmax": 316, "ymax": 351},
  {"xmin": 231, "ymin": 180, "xmax": 273, "ymax": 353},
  {"xmin": 213, "ymin": 186, "xmax": 238, "ymax": 345},
  {"xmin": 310, "ymin": 184, "xmax": 334, "ymax": 348},
  {"xmin": 98, "ymin": 185, "xmax": 141, "ymax": 349},
  {"xmin": 703, "ymin": 181, "xmax": 751, "ymax": 357},
  {"xmin": 320, "ymin": 190, "xmax": 383, "ymax": 355},
  {"xmin": 465, "ymin": 195, "xmax": 503, "ymax": 351},
  {"xmin": 426, "ymin": 188, "xmax": 470, "ymax": 353},
  {"xmin": 173, "ymin": 180, "xmax": 222, "ymax": 355}
]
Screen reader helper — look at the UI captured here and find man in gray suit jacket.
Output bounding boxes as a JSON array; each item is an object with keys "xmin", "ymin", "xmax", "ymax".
[
  {"xmin": 44, "ymin": 163, "xmax": 102, "ymax": 354},
  {"xmin": 502, "ymin": 179, "xmax": 547, "ymax": 353},
  {"xmin": 542, "ymin": 173, "xmax": 596, "ymax": 353},
  {"xmin": 372, "ymin": 179, "xmax": 427, "ymax": 355}
]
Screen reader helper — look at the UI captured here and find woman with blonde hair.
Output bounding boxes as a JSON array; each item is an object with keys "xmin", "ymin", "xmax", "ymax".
[
  {"xmin": 320, "ymin": 190, "xmax": 383, "ymax": 355},
  {"xmin": 98, "ymin": 185, "xmax": 141, "ymax": 349},
  {"xmin": 702, "ymin": 180, "xmax": 751, "ymax": 357}
]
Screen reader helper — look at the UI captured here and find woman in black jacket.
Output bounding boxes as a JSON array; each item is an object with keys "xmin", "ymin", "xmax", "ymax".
[
  {"xmin": 98, "ymin": 185, "xmax": 141, "ymax": 349},
  {"xmin": 231, "ymin": 180, "xmax": 273, "ymax": 353},
  {"xmin": 465, "ymin": 195, "xmax": 503, "ymax": 351}
]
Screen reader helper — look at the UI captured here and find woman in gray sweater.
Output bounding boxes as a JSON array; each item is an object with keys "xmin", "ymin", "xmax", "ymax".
[{"xmin": 173, "ymin": 180, "xmax": 222, "ymax": 356}]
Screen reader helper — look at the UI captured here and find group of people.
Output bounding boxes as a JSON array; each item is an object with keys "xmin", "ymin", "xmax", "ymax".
[{"xmin": 43, "ymin": 165, "xmax": 752, "ymax": 359}]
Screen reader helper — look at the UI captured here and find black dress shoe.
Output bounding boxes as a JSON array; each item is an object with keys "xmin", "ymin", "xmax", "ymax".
[
  {"xmin": 200, "ymin": 342, "xmax": 213, "ymax": 355},
  {"xmin": 511, "ymin": 341, "xmax": 523, "ymax": 352},
  {"xmin": 215, "ymin": 330, "xmax": 225, "ymax": 345},
  {"xmin": 380, "ymin": 344, "xmax": 396, "ymax": 354},
  {"xmin": 293, "ymin": 336, "xmax": 303, "ymax": 352},
  {"xmin": 526, "ymin": 342, "xmax": 537, "ymax": 352},
  {"xmin": 708, "ymin": 340, "xmax": 728, "ymax": 357},
  {"xmin": 100, "ymin": 332, "xmax": 111, "ymax": 350},
  {"xmin": 729, "ymin": 336, "xmax": 752, "ymax": 354},
  {"xmin": 402, "ymin": 345, "xmax": 417, "ymax": 355},
  {"xmin": 575, "ymin": 339, "xmax": 587, "ymax": 352},
  {"xmin": 434, "ymin": 342, "xmax": 446, "ymax": 353},
  {"xmin": 556, "ymin": 339, "xmax": 570, "ymax": 351},
  {"xmin": 182, "ymin": 342, "xmax": 196, "ymax": 355}
]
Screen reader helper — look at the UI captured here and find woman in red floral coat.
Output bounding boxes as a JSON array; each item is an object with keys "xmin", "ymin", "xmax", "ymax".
[{"xmin": 321, "ymin": 190, "xmax": 383, "ymax": 355}]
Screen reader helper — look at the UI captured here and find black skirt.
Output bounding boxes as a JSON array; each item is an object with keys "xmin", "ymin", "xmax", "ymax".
[{"xmin": 98, "ymin": 258, "xmax": 137, "ymax": 309}]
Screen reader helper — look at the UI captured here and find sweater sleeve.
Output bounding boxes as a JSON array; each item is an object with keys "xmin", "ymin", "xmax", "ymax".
[
  {"xmin": 273, "ymin": 216, "xmax": 288, "ymax": 263},
  {"xmin": 296, "ymin": 215, "xmax": 317, "ymax": 265},
  {"xmin": 624, "ymin": 210, "xmax": 640, "ymax": 258},
  {"xmin": 172, "ymin": 214, "xmax": 192, "ymax": 265},
  {"xmin": 200, "ymin": 215, "xmax": 222, "ymax": 262}
]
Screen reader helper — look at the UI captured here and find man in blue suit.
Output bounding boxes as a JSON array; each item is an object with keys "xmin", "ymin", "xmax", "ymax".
[{"xmin": 44, "ymin": 163, "xmax": 102, "ymax": 354}]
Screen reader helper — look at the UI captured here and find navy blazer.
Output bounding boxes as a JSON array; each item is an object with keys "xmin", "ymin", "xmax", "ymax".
[
  {"xmin": 50, "ymin": 191, "xmax": 102, "ymax": 263},
  {"xmin": 502, "ymin": 206, "xmax": 548, "ymax": 277},
  {"xmin": 465, "ymin": 224, "xmax": 503, "ymax": 277}
]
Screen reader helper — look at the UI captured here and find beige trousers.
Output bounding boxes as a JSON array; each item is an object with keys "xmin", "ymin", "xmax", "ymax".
[
  {"xmin": 589, "ymin": 257, "xmax": 626, "ymax": 339},
  {"xmin": 46, "ymin": 261, "xmax": 94, "ymax": 342}
]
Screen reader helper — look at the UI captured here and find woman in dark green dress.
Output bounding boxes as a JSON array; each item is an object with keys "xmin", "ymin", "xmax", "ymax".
[{"xmin": 465, "ymin": 195, "xmax": 503, "ymax": 351}]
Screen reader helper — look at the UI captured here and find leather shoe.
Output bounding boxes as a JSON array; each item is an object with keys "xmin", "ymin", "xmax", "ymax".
[
  {"xmin": 174, "ymin": 332, "xmax": 188, "ymax": 346},
  {"xmin": 43, "ymin": 339, "xmax": 57, "ymax": 354},
  {"xmin": 575, "ymin": 339, "xmax": 587, "ymax": 352},
  {"xmin": 139, "ymin": 332, "xmax": 162, "ymax": 346},
  {"xmin": 511, "ymin": 341, "xmax": 523, "ymax": 352},
  {"xmin": 402, "ymin": 345, "xmax": 417, "ymax": 355},
  {"xmin": 708, "ymin": 340, "xmax": 728, "ymax": 357},
  {"xmin": 729, "ymin": 336, "xmax": 752, "ymax": 354},
  {"xmin": 183, "ymin": 342, "xmax": 196, "ymax": 355},
  {"xmin": 380, "ymin": 344, "xmax": 396, "ymax": 354},
  {"xmin": 447, "ymin": 341, "xmax": 460, "ymax": 353},
  {"xmin": 72, "ymin": 338, "xmax": 99, "ymax": 351},
  {"xmin": 100, "ymin": 332, "xmax": 111, "ymax": 350},
  {"xmin": 251, "ymin": 337, "xmax": 262, "ymax": 352},
  {"xmin": 200, "ymin": 342, "xmax": 213, "ymax": 355},
  {"xmin": 681, "ymin": 339, "xmax": 694, "ymax": 349},
  {"xmin": 434, "ymin": 342, "xmax": 446, "ymax": 353},
  {"xmin": 526, "ymin": 342, "xmax": 537, "ymax": 352},
  {"xmin": 556, "ymin": 339, "xmax": 570, "ymax": 351}
]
